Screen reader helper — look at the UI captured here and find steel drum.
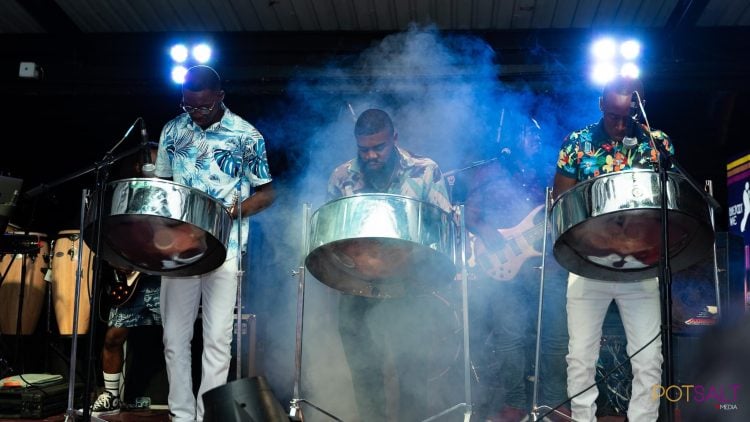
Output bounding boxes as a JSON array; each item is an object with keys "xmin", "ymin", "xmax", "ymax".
[
  {"xmin": 305, "ymin": 193, "xmax": 456, "ymax": 298},
  {"xmin": 551, "ymin": 170, "xmax": 714, "ymax": 281},
  {"xmin": 85, "ymin": 178, "xmax": 232, "ymax": 277}
]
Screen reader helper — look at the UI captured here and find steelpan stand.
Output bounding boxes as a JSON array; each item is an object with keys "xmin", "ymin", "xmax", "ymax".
[
  {"xmin": 422, "ymin": 204, "xmax": 472, "ymax": 422},
  {"xmin": 526, "ymin": 188, "xmax": 571, "ymax": 422},
  {"xmin": 289, "ymin": 202, "xmax": 343, "ymax": 422},
  {"xmin": 234, "ymin": 170, "xmax": 246, "ymax": 380}
]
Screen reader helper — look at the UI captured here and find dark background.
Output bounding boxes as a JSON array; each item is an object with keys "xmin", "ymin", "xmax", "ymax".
[
  {"xmin": 2, "ymin": 27, "xmax": 749, "ymax": 233},
  {"xmin": 2, "ymin": 0, "xmax": 750, "ymax": 417}
]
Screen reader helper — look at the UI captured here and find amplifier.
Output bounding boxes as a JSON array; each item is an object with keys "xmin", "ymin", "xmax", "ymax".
[{"xmin": 0, "ymin": 380, "xmax": 82, "ymax": 419}]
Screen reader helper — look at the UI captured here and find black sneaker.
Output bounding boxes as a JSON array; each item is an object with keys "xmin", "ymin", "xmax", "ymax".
[{"xmin": 90, "ymin": 391, "xmax": 121, "ymax": 416}]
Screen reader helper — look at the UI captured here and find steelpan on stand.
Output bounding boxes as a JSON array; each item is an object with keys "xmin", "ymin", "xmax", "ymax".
[
  {"xmin": 305, "ymin": 193, "xmax": 456, "ymax": 299},
  {"xmin": 551, "ymin": 170, "xmax": 714, "ymax": 281},
  {"xmin": 84, "ymin": 178, "xmax": 232, "ymax": 277}
]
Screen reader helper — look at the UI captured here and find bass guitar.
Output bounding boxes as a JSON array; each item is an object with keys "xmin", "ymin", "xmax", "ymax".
[
  {"xmin": 108, "ymin": 269, "xmax": 141, "ymax": 307},
  {"xmin": 468, "ymin": 204, "xmax": 546, "ymax": 281}
]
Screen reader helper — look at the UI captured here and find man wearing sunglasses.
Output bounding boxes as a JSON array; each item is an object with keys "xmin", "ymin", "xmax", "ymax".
[{"xmin": 153, "ymin": 65, "xmax": 275, "ymax": 422}]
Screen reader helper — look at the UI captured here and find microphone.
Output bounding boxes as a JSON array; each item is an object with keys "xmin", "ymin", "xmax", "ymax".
[
  {"xmin": 622, "ymin": 91, "xmax": 641, "ymax": 151},
  {"xmin": 140, "ymin": 118, "xmax": 156, "ymax": 177}
]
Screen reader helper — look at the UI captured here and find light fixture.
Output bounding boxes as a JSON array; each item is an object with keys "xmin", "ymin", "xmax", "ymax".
[
  {"xmin": 167, "ymin": 42, "xmax": 215, "ymax": 84},
  {"xmin": 170, "ymin": 44, "xmax": 189, "ymax": 63},
  {"xmin": 620, "ymin": 62, "xmax": 640, "ymax": 79},
  {"xmin": 192, "ymin": 44, "xmax": 212, "ymax": 64},
  {"xmin": 589, "ymin": 36, "xmax": 642, "ymax": 85},
  {"xmin": 171, "ymin": 65, "xmax": 188, "ymax": 84}
]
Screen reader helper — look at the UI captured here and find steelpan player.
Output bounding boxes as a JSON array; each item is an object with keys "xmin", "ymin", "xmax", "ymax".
[
  {"xmin": 325, "ymin": 108, "xmax": 454, "ymax": 421},
  {"xmin": 153, "ymin": 65, "xmax": 275, "ymax": 422},
  {"xmin": 552, "ymin": 76, "xmax": 674, "ymax": 422}
]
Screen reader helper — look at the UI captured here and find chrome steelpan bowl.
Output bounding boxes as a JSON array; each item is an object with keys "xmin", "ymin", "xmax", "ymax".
[
  {"xmin": 551, "ymin": 170, "xmax": 714, "ymax": 281},
  {"xmin": 85, "ymin": 178, "xmax": 232, "ymax": 277},
  {"xmin": 305, "ymin": 193, "xmax": 456, "ymax": 299}
]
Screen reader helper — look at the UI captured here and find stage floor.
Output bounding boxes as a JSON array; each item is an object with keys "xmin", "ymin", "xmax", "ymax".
[{"xmin": 0, "ymin": 409, "xmax": 170, "ymax": 421}]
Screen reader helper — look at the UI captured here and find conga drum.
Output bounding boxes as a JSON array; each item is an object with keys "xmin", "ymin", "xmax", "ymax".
[
  {"xmin": 0, "ymin": 231, "xmax": 49, "ymax": 335},
  {"xmin": 51, "ymin": 230, "xmax": 94, "ymax": 335},
  {"xmin": 305, "ymin": 193, "xmax": 456, "ymax": 298}
]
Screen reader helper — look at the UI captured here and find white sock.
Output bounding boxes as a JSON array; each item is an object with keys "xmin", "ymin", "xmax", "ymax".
[{"xmin": 103, "ymin": 372, "xmax": 121, "ymax": 398}]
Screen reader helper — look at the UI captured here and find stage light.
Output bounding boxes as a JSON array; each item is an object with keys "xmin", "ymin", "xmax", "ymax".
[
  {"xmin": 192, "ymin": 44, "xmax": 212, "ymax": 63},
  {"xmin": 620, "ymin": 40, "xmax": 641, "ymax": 60},
  {"xmin": 170, "ymin": 44, "xmax": 189, "ymax": 63},
  {"xmin": 591, "ymin": 38, "xmax": 617, "ymax": 61},
  {"xmin": 620, "ymin": 62, "xmax": 640, "ymax": 79},
  {"xmin": 591, "ymin": 62, "xmax": 617, "ymax": 85},
  {"xmin": 589, "ymin": 36, "xmax": 642, "ymax": 85},
  {"xmin": 167, "ymin": 41, "xmax": 214, "ymax": 84},
  {"xmin": 171, "ymin": 65, "xmax": 188, "ymax": 84}
]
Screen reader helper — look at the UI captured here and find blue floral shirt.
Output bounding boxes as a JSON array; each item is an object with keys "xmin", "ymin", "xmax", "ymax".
[
  {"xmin": 557, "ymin": 119, "xmax": 674, "ymax": 181},
  {"xmin": 154, "ymin": 105, "xmax": 272, "ymax": 258}
]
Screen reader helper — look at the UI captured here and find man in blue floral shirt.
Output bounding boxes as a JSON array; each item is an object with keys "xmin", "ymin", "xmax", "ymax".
[
  {"xmin": 552, "ymin": 77, "xmax": 671, "ymax": 422},
  {"xmin": 153, "ymin": 65, "xmax": 275, "ymax": 422}
]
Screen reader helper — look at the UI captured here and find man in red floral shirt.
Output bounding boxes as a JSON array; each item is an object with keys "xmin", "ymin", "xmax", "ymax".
[{"xmin": 552, "ymin": 76, "xmax": 673, "ymax": 422}]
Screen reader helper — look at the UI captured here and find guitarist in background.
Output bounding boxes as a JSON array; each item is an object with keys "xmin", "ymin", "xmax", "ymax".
[
  {"xmin": 85, "ymin": 144, "xmax": 163, "ymax": 417},
  {"xmin": 459, "ymin": 114, "xmax": 569, "ymax": 421}
]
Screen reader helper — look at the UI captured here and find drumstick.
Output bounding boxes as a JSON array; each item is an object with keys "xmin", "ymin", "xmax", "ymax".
[{"xmin": 229, "ymin": 192, "xmax": 239, "ymax": 217}]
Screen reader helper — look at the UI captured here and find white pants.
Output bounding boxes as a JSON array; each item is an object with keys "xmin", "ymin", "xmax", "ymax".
[
  {"xmin": 160, "ymin": 258, "xmax": 239, "ymax": 422},
  {"xmin": 566, "ymin": 273, "xmax": 663, "ymax": 422}
]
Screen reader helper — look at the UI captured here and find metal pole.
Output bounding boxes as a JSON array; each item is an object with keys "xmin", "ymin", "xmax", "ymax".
[
  {"xmin": 235, "ymin": 184, "xmax": 246, "ymax": 380},
  {"xmin": 290, "ymin": 202, "xmax": 311, "ymax": 420},
  {"xmin": 422, "ymin": 204, "xmax": 472, "ymax": 422},
  {"xmin": 527, "ymin": 188, "xmax": 571, "ymax": 421},
  {"xmin": 704, "ymin": 181, "xmax": 723, "ymax": 323}
]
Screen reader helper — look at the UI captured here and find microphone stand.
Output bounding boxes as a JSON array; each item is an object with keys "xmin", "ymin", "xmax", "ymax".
[
  {"xmin": 638, "ymin": 96, "xmax": 720, "ymax": 422},
  {"xmin": 24, "ymin": 118, "xmax": 143, "ymax": 201},
  {"xmin": 22, "ymin": 117, "xmax": 146, "ymax": 422}
]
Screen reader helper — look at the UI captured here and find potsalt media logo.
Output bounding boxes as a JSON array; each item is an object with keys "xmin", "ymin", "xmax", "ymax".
[{"xmin": 652, "ymin": 384, "xmax": 740, "ymax": 411}]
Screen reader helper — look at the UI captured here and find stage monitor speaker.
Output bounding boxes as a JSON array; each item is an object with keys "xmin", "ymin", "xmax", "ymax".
[{"xmin": 202, "ymin": 376, "xmax": 287, "ymax": 422}]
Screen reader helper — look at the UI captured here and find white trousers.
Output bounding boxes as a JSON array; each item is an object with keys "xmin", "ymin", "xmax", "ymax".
[
  {"xmin": 566, "ymin": 273, "xmax": 663, "ymax": 422},
  {"xmin": 160, "ymin": 258, "xmax": 238, "ymax": 422}
]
